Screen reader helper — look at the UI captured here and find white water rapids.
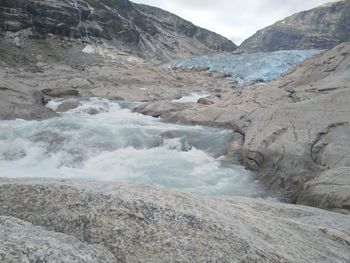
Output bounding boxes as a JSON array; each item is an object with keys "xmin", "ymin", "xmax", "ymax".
[{"xmin": 0, "ymin": 98, "xmax": 263, "ymax": 197}]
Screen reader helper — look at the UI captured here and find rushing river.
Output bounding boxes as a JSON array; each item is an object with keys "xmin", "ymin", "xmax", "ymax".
[{"xmin": 0, "ymin": 98, "xmax": 263, "ymax": 197}]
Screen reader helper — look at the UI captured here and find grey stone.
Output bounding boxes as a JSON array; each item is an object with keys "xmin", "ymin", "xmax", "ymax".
[
  {"xmin": 110, "ymin": 96, "xmax": 125, "ymax": 101},
  {"xmin": 0, "ymin": 83, "xmax": 58, "ymax": 121},
  {"xmin": 197, "ymin": 97, "xmax": 214, "ymax": 105},
  {"xmin": 56, "ymin": 101, "xmax": 81, "ymax": 112},
  {"xmin": 86, "ymin": 108, "xmax": 100, "ymax": 115},
  {"xmin": 0, "ymin": 101, "xmax": 58, "ymax": 120},
  {"xmin": 0, "ymin": 216, "xmax": 117, "ymax": 263},
  {"xmin": 298, "ymin": 167, "xmax": 350, "ymax": 211},
  {"xmin": 133, "ymin": 101, "xmax": 193, "ymax": 119},
  {"xmin": 42, "ymin": 88, "xmax": 80, "ymax": 98},
  {"xmin": 0, "ymin": 178, "xmax": 350, "ymax": 263}
]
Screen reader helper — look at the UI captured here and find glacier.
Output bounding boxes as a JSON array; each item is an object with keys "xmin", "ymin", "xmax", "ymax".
[{"xmin": 164, "ymin": 50, "xmax": 321, "ymax": 85}]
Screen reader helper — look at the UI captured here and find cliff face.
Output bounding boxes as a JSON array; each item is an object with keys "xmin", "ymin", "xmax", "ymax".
[
  {"xmin": 0, "ymin": 0, "xmax": 237, "ymax": 59},
  {"xmin": 240, "ymin": 0, "xmax": 350, "ymax": 52}
]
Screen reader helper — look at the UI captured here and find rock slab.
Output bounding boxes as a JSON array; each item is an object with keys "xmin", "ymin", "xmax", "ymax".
[
  {"xmin": 0, "ymin": 216, "xmax": 117, "ymax": 263},
  {"xmin": 0, "ymin": 178, "xmax": 349, "ymax": 263}
]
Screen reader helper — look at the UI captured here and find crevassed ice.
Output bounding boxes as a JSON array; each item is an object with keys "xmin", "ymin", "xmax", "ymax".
[
  {"xmin": 164, "ymin": 50, "xmax": 321, "ymax": 84},
  {"xmin": 0, "ymin": 98, "xmax": 264, "ymax": 197}
]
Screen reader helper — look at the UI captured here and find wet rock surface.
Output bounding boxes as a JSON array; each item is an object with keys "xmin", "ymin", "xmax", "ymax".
[
  {"xmin": 42, "ymin": 88, "xmax": 80, "ymax": 98},
  {"xmin": 197, "ymin": 97, "xmax": 214, "ymax": 105},
  {"xmin": 56, "ymin": 100, "xmax": 81, "ymax": 112},
  {"xmin": 0, "ymin": 178, "xmax": 349, "ymax": 263}
]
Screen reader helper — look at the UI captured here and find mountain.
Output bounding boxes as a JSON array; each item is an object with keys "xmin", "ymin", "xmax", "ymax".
[
  {"xmin": 240, "ymin": 0, "xmax": 350, "ymax": 52},
  {"xmin": 0, "ymin": 0, "xmax": 237, "ymax": 60}
]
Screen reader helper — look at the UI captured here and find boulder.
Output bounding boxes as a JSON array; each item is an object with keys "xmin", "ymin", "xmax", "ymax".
[
  {"xmin": 133, "ymin": 101, "xmax": 193, "ymax": 119},
  {"xmin": 0, "ymin": 178, "xmax": 349, "ymax": 263},
  {"xmin": 110, "ymin": 96, "xmax": 125, "ymax": 101},
  {"xmin": 42, "ymin": 88, "xmax": 80, "ymax": 98},
  {"xmin": 197, "ymin": 97, "xmax": 214, "ymax": 105},
  {"xmin": 0, "ymin": 101, "xmax": 58, "ymax": 120},
  {"xmin": 56, "ymin": 101, "xmax": 81, "ymax": 112},
  {"xmin": 226, "ymin": 132, "xmax": 245, "ymax": 163},
  {"xmin": 0, "ymin": 216, "xmax": 117, "ymax": 263},
  {"xmin": 0, "ymin": 73, "xmax": 59, "ymax": 120}
]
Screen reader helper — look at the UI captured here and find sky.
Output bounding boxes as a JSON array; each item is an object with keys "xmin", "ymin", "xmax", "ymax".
[{"xmin": 135, "ymin": 0, "xmax": 340, "ymax": 44}]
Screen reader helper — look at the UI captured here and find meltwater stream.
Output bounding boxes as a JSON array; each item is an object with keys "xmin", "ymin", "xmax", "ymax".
[{"xmin": 0, "ymin": 98, "xmax": 263, "ymax": 197}]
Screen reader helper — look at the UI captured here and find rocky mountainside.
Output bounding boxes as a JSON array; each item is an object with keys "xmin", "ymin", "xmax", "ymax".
[
  {"xmin": 0, "ymin": 0, "xmax": 237, "ymax": 60},
  {"xmin": 240, "ymin": 0, "xmax": 350, "ymax": 52}
]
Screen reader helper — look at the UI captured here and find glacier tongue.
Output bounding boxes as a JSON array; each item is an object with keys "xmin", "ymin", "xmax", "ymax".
[{"xmin": 164, "ymin": 50, "xmax": 321, "ymax": 85}]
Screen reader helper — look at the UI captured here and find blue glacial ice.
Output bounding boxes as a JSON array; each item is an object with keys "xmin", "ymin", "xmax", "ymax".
[{"xmin": 164, "ymin": 50, "xmax": 321, "ymax": 84}]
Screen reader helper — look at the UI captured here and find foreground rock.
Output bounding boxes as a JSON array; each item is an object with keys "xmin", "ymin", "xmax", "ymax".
[
  {"xmin": 241, "ymin": 0, "xmax": 350, "ymax": 52},
  {"xmin": 0, "ymin": 216, "xmax": 117, "ymax": 262},
  {"xmin": 0, "ymin": 178, "xmax": 349, "ymax": 263},
  {"xmin": 135, "ymin": 43, "xmax": 350, "ymax": 205}
]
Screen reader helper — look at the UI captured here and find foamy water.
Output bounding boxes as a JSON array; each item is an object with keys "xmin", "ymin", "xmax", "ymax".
[
  {"xmin": 172, "ymin": 92, "xmax": 210, "ymax": 103},
  {"xmin": 0, "ymin": 98, "xmax": 263, "ymax": 197}
]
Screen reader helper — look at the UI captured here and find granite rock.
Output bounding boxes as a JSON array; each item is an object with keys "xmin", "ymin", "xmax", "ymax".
[
  {"xmin": 0, "ymin": 216, "xmax": 117, "ymax": 263},
  {"xmin": 0, "ymin": 178, "xmax": 349, "ymax": 263}
]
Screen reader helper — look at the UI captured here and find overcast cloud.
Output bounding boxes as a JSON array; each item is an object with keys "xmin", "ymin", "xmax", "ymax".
[{"xmin": 135, "ymin": 0, "xmax": 339, "ymax": 44}]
